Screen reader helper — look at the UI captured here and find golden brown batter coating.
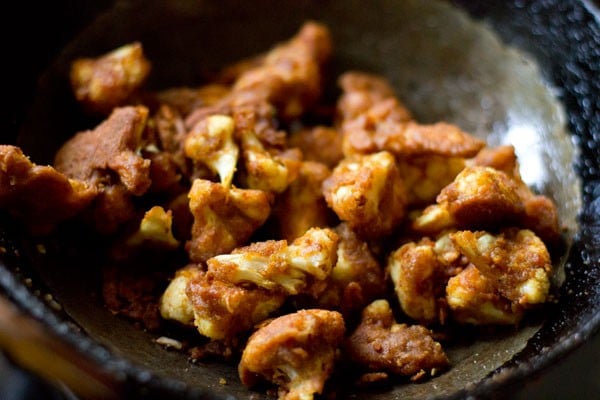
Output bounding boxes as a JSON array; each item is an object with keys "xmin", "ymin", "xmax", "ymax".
[
  {"xmin": 159, "ymin": 265, "xmax": 203, "ymax": 326},
  {"xmin": 345, "ymin": 300, "xmax": 449, "ymax": 380},
  {"xmin": 0, "ymin": 145, "xmax": 97, "ymax": 234},
  {"xmin": 322, "ymin": 151, "xmax": 408, "ymax": 238},
  {"xmin": 450, "ymin": 228, "xmax": 552, "ymax": 306},
  {"xmin": 154, "ymin": 84, "xmax": 231, "ymax": 117},
  {"xmin": 317, "ymin": 223, "xmax": 386, "ymax": 316},
  {"xmin": 54, "ymin": 106, "xmax": 152, "ymax": 196},
  {"xmin": 446, "ymin": 265, "xmax": 524, "ymax": 325},
  {"xmin": 207, "ymin": 227, "xmax": 339, "ymax": 297},
  {"xmin": 337, "ymin": 73, "xmax": 484, "ymax": 159},
  {"xmin": 239, "ymin": 309, "xmax": 345, "ymax": 400},
  {"xmin": 186, "ymin": 271, "xmax": 286, "ymax": 341},
  {"xmin": 186, "ymin": 179, "xmax": 272, "ymax": 262},
  {"xmin": 70, "ymin": 42, "xmax": 151, "ymax": 115},
  {"xmin": 273, "ymin": 161, "xmax": 333, "ymax": 241}
]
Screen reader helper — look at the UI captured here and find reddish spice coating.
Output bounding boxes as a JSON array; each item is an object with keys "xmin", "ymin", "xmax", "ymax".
[
  {"xmin": 0, "ymin": 145, "xmax": 97, "ymax": 234},
  {"xmin": 345, "ymin": 300, "xmax": 449, "ymax": 379}
]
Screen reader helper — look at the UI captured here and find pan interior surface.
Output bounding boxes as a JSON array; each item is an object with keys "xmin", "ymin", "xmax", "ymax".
[{"xmin": 13, "ymin": 0, "xmax": 581, "ymax": 399}]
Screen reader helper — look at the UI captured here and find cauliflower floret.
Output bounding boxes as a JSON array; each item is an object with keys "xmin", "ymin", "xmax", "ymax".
[
  {"xmin": 186, "ymin": 272, "xmax": 286, "ymax": 341},
  {"xmin": 0, "ymin": 145, "xmax": 97, "ymax": 234},
  {"xmin": 345, "ymin": 300, "xmax": 449, "ymax": 380},
  {"xmin": 322, "ymin": 151, "xmax": 408, "ymax": 238},
  {"xmin": 412, "ymin": 166, "xmax": 526, "ymax": 234},
  {"xmin": 70, "ymin": 42, "xmax": 151, "ymax": 114},
  {"xmin": 316, "ymin": 223, "xmax": 386, "ymax": 316},
  {"xmin": 446, "ymin": 265, "xmax": 524, "ymax": 325},
  {"xmin": 398, "ymin": 155, "xmax": 466, "ymax": 206},
  {"xmin": 450, "ymin": 228, "xmax": 552, "ymax": 306},
  {"xmin": 124, "ymin": 206, "xmax": 180, "ymax": 249},
  {"xmin": 240, "ymin": 129, "xmax": 299, "ymax": 194},
  {"xmin": 239, "ymin": 309, "xmax": 345, "ymax": 400},
  {"xmin": 159, "ymin": 265, "xmax": 202, "ymax": 326},
  {"xmin": 155, "ymin": 83, "xmax": 231, "ymax": 117},
  {"xmin": 185, "ymin": 114, "xmax": 239, "ymax": 187},
  {"xmin": 207, "ymin": 227, "xmax": 339, "ymax": 296},
  {"xmin": 273, "ymin": 161, "xmax": 333, "ymax": 241},
  {"xmin": 186, "ymin": 179, "xmax": 272, "ymax": 262}
]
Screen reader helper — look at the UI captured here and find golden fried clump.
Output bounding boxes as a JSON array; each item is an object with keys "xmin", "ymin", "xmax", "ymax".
[
  {"xmin": 159, "ymin": 265, "xmax": 203, "ymax": 326},
  {"xmin": 446, "ymin": 265, "xmax": 524, "ymax": 325},
  {"xmin": 186, "ymin": 179, "xmax": 272, "ymax": 262},
  {"xmin": 316, "ymin": 223, "xmax": 386, "ymax": 316},
  {"xmin": 337, "ymin": 72, "xmax": 484, "ymax": 159},
  {"xmin": 185, "ymin": 114, "xmax": 239, "ymax": 187},
  {"xmin": 55, "ymin": 106, "xmax": 152, "ymax": 195},
  {"xmin": 70, "ymin": 42, "xmax": 151, "ymax": 115},
  {"xmin": 322, "ymin": 151, "xmax": 408, "ymax": 238},
  {"xmin": 0, "ymin": 145, "xmax": 97, "ymax": 234},
  {"xmin": 272, "ymin": 161, "xmax": 333, "ymax": 241},
  {"xmin": 232, "ymin": 21, "xmax": 332, "ymax": 120},
  {"xmin": 239, "ymin": 309, "xmax": 345, "ymax": 400},
  {"xmin": 207, "ymin": 227, "xmax": 339, "ymax": 296},
  {"xmin": 345, "ymin": 300, "xmax": 449, "ymax": 380},
  {"xmin": 186, "ymin": 271, "xmax": 286, "ymax": 341},
  {"xmin": 450, "ymin": 228, "xmax": 552, "ymax": 306},
  {"xmin": 154, "ymin": 84, "xmax": 231, "ymax": 117},
  {"xmin": 412, "ymin": 166, "xmax": 526, "ymax": 234}
]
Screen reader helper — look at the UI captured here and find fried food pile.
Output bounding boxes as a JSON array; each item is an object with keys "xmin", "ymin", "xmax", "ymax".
[{"xmin": 0, "ymin": 21, "xmax": 561, "ymax": 400}]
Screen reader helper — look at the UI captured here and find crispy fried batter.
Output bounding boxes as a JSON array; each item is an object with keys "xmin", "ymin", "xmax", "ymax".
[
  {"xmin": 345, "ymin": 300, "xmax": 449, "ymax": 379},
  {"xmin": 338, "ymin": 73, "xmax": 484, "ymax": 158},
  {"xmin": 54, "ymin": 106, "xmax": 152, "ymax": 196},
  {"xmin": 0, "ymin": 145, "xmax": 97, "ymax": 234},
  {"xmin": 70, "ymin": 42, "xmax": 151, "ymax": 115},
  {"xmin": 239, "ymin": 309, "xmax": 345, "ymax": 400},
  {"xmin": 317, "ymin": 223, "xmax": 386, "ymax": 316},
  {"xmin": 446, "ymin": 265, "xmax": 524, "ymax": 325},
  {"xmin": 186, "ymin": 271, "xmax": 285, "ymax": 341},
  {"xmin": 186, "ymin": 179, "xmax": 272, "ymax": 262},
  {"xmin": 287, "ymin": 126, "xmax": 344, "ymax": 169},
  {"xmin": 322, "ymin": 151, "xmax": 407, "ymax": 238},
  {"xmin": 450, "ymin": 228, "xmax": 552, "ymax": 306}
]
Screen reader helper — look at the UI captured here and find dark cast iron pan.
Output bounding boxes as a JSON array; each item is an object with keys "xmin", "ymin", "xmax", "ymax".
[{"xmin": 1, "ymin": 0, "xmax": 599, "ymax": 399}]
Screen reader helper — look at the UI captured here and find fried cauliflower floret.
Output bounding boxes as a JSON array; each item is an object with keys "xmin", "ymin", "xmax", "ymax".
[
  {"xmin": 186, "ymin": 272, "xmax": 286, "ymax": 341},
  {"xmin": 287, "ymin": 126, "xmax": 344, "ymax": 169},
  {"xmin": 186, "ymin": 179, "xmax": 272, "ymax": 262},
  {"xmin": 345, "ymin": 300, "xmax": 449, "ymax": 380},
  {"xmin": 0, "ymin": 145, "xmax": 97, "ymax": 234},
  {"xmin": 446, "ymin": 265, "xmax": 524, "ymax": 325},
  {"xmin": 232, "ymin": 21, "xmax": 332, "ymax": 120},
  {"xmin": 412, "ymin": 166, "xmax": 526, "ymax": 234},
  {"xmin": 398, "ymin": 155, "xmax": 466, "ymax": 206},
  {"xmin": 185, "ymin": 114, "xmax": 239, "ymax": 187},
  {"xmin": 316, "ymin": 223, "xmax": 386, "ymax": 316},
  {"xmin": 239, "ymin": 309, "xmax": 345, "ymax": 400},
  {"xmin": 124, "ymin": 206, "xmax": 180, "ymax": 249},
  {"xmin": 337, "ymin": 74, "xmax": 484, "ymax": 159},
  {"xmin": 322, "ymin": 151, "xmax": 408, "ymax": 238},
  {"xmin": 273, "ymin": 161, "xmax": 332, "ymax": 241},
  {"xmin": 450, "ymin": 229, "xmax": 552, "ymax": 306},
  {"xmin": 336, "ymin": 72, "xmax": 411, "ymax": 122},
  {"xmin": 240, "ymin": 128, "xmax": 300, "ymax": 194},
  {"xmin": 70, "ymin": 42, "xmax": 151, "ymax": 114},
  {"xmin": 54, "ymin": 106, "xmax": 152, "ymax": 196},
  {"xmin": 159, "ymin": 265, "xmax": 203, "ymax": 326},
  {"xmin": 387, "ymin": 234, "xmax": 466, "ymax": 324},
  {"xmin": 207, "ymin": 227, "xmax": 338, "ymax": 296}
]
